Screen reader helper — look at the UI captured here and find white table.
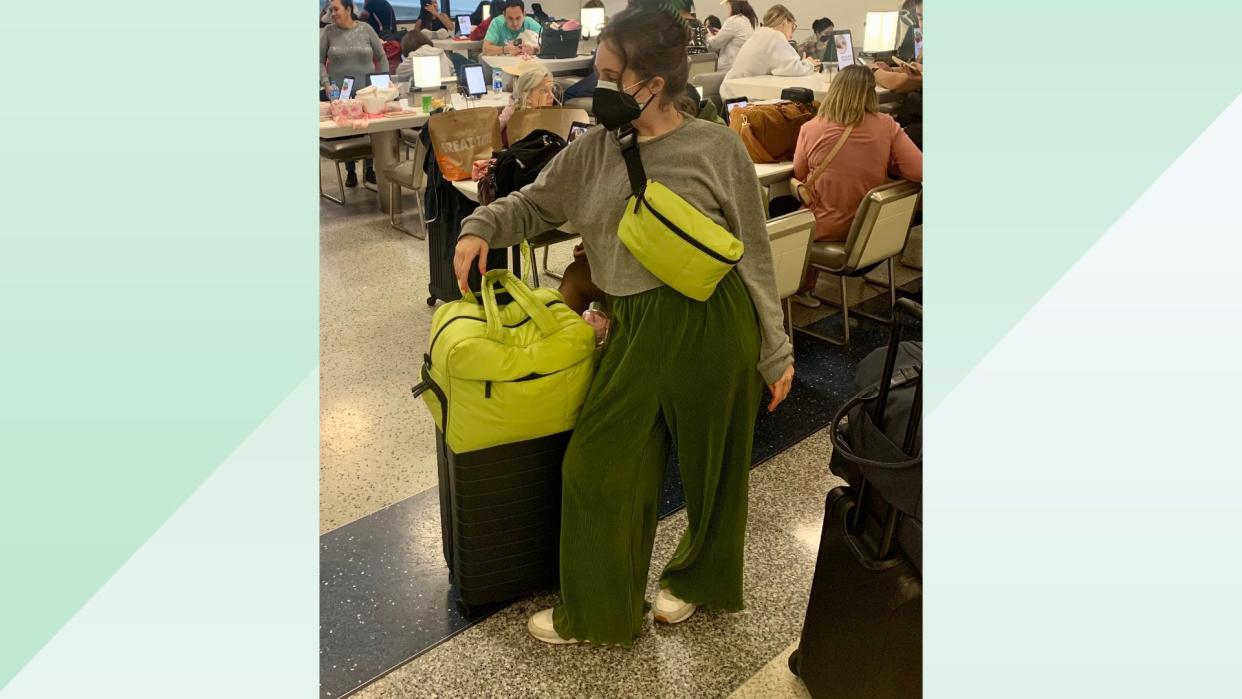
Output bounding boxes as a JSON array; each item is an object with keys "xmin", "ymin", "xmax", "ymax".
[
  {"xmin": 722, "ymin": 73, "xmax": 890, "ymax": 101},
  {"xmin": 754, "ymin": 161, "xmax": 795, "ymax": 185},
  {"xmin": 454, "ymin": 161, "xmax": 794, "ymax": 201},
  {"xmin": 433, "ymin": 39, "xmax": 482, "ymax": 56},
  {"xmin": 481, "ymin": 54, "xmax": 594, "ymax": 76},
  {"xmin": 318, "ymin": 92, "xmax": 508, "ymax": 213}
]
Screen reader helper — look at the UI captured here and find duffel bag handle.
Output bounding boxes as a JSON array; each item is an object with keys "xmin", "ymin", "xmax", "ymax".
[{"xmin": 479, "ymin": 269, "xmax": 560, "ymax": 340}]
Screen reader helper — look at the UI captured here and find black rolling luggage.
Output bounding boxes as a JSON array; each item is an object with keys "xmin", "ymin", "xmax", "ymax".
[
  {"xmin": 420, "ymin": 127, "xmax": 507, "ymax": 306},
  {"xmin": 434, "ymin": 429, "xmax": 569, "ymax": 616},
  {"xmin": 790, "ymin": 298, "xmax": 923, "ymax": 698}
]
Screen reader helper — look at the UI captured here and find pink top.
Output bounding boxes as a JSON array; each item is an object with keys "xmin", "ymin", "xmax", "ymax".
[{"xmin": 793, "ymin": 112, "xmax": 923, "ymax": 241}]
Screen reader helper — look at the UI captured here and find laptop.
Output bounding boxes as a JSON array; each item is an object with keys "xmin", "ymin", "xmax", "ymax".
[
  {"xmin": 538, "ymin": 23, "xmax": 581, "ymax": 59},
  {"xmin": 824, "ymin": 30, "xmax": 856, "ymax": 70}
]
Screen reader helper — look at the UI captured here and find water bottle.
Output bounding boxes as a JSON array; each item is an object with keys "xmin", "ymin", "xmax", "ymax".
[
  {"xmin": 329, "ymin": 82, "xmax": 340, "ymax": 101},
  {"xmin": 493, "ymin": 73, "xmax": 504, "ymax": 94},
  {"xmin": 582, "ymin": 302, "xmax": 610, "ymax": 348}
]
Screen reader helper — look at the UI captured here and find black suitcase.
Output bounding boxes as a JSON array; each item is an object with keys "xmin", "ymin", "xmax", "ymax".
[
  {"xmin": 434, "ymin": 429, "xmax": 569, "ymax": 617},
  {"xmin": 790, "ymin": 298, "xmax": 923, "ymax": 697},
  {"xmin": 420, "ymin": 125, "xmax": 514, "ymax": 307}
]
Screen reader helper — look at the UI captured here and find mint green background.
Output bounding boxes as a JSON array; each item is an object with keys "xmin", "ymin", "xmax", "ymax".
[
  {"xmin": 930, "ymin": 1, "xmax": 1242, "ymax": 408},
  {"xmin": 0, "ymin": 1, "xmax": 315, "ymax": 689},
  {"xmin": 0, "ymin": 0, "xmax": 1240, "ymax": 694}
]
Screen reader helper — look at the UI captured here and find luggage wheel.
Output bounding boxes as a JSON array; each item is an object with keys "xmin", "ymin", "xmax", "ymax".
[
  {"xmin": 426, "ymin": 296, "xmax": 437, "ymax": 307},
  {"xmin": 455, "ymin": 599, "xmax": 476, "ymax": 618},
  {"xmin": 788, "ymin": 647, "xmax": 802, "ymax": 676}
]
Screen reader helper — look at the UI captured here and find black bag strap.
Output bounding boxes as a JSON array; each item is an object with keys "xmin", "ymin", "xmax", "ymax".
[{"xmin": 617, "ymin": 127, "xmax": 647, "ymax": 212}]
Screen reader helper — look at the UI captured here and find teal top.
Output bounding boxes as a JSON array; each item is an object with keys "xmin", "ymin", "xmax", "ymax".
[{"xmin": 484, "ymin": 16, "xmax": 543, "ymax": 45}]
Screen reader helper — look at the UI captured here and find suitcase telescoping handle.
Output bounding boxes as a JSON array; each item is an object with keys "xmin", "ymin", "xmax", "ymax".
[
  {"xmin": 874, "ymin": 297, "xmax": 922, "ymax": 431},
  {"xmin": 837, "ymin": 298, "xmax": 922, "ymax": 566}
]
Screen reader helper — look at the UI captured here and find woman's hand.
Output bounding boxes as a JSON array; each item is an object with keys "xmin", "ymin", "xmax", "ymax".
[
  {"xmin": 766, "ymin": 364, "xmax": 794, "ymax": 413},
  {"xmin": 453, "ymin": 235, "xmax": 490, "ymax": 292}
]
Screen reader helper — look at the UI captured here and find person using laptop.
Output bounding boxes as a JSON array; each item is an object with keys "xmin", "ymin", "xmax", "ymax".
[
  {"xmin": 395, "ymin": 29, "xmax": 455, "ymax": 85},
  {"xmin": 415, "ymin": 0, "xmax": 456, "ymax": 32},
  {"xmin": 796, "ymin": 17, "xmax": 833, "ymax": 59},
  {"xmin": 719, "ymin": 5, "xmax": 819, "ymax": 98},
  {"xmin": 482, "ymin": 0, "xmax": 542, "ymax": 55}
]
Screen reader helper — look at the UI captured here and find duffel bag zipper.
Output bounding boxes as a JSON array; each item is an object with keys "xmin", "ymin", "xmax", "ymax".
[
  {"xmin": 483, "ymin": 370, "xmax": 558, "ymax": 399},
  {"xmin": 639, "ymin": 198, "xmax": 743, "ymax": 265},
  {"xmin": 428, "ymin": 299, "xmax": 567, "ymax": 356}
]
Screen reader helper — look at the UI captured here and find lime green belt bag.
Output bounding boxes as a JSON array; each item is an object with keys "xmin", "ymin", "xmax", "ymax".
[
  {"xmin": 616, "ymin": 129, "xmax": 744, "ymax": 302},
  {"xmin": 411, "ymin": 269, "xmax": 597, "ymax": 453}
]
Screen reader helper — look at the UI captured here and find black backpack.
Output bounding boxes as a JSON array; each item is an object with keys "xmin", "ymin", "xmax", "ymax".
[{"xmin": 478, "ymin": 129, "xmax": 567, "ymax": 205}]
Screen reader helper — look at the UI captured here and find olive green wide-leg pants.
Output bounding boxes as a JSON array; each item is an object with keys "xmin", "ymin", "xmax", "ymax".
[{"xmin": 551, "ymin": 271, "xmax": 765, "ymax": 646}]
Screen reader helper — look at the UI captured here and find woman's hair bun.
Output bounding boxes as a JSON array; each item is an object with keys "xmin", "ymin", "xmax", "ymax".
[{"xmin": 628, "ymin": 0, "xmax": 689, "ymax": 27}]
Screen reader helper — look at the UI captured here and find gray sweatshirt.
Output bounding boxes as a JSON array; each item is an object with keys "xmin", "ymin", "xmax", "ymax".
[
  {"xmin": 460, "ymin": 118, "xmax": 794, "ymax": 385},
  {"xmin": 320, "ymin": 22, "xmax": 389, "ymax": 92}
]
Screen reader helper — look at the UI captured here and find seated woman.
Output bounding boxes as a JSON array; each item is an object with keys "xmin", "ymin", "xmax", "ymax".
[
  {"xmin": 720, "ymin": 5, "xmax": 818, "ymax": 99},
  {"xmin": 790, "ymin": 65, "xmax": 922, "ymax": 307},
  {"xmin": 394, "ymin": 30, "xmax": 454, "ymax": 85},
  {"xmin": 707, "ymin": 1, "xmax": 756, "ymax": 73},
  {"xmin": 499, "ymin": 65, "xmax": 556, "ymax": 145}
]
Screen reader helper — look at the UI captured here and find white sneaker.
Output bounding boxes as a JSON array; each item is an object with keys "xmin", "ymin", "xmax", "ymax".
[
  {"xmin": 527, "ymin": 608, "xmax": 579, "ymax": 644},
  {"xmin": 792, "ymin": 293, "xmax": 822, "ymax": 308},
  {"xmin": 652, "ymin": 588, "xmax": 697, "ymax": 625}
]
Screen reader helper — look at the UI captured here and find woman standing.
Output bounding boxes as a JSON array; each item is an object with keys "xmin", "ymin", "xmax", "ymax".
[
  {"xmin": 320, "ymin": 0, "xmax": 389, "ymax": 187},
  {"xmin": 720, "ymin": 5, "xmax": 818, "ymax": 99},
  {"xmin": 790, "ymin": 65, "xmax": 922, "ymax": 306},
  {"xmin": 707, "ymin": 0, "xmax": 756, "ymax": 73},
  {"xmin": 454, "ymin": 0, "xmax": 795, "ymax": 646}
]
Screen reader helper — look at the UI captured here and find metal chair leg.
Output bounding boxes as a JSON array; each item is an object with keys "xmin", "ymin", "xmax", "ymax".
[
  {"xmin": 799, "ymin": 273, "xmax": 852, "ymax": 346},
  {"xmin": 852, "ymin": 257, "xmax": 898, "ymax": 324},
  {"xmin": 388, "ymin": 182, "xmax": 427, "ymax": 239},
  {"xmin": 783, "ymin": 296, "xmax": 795, "ymax": 353},
  {"xmin": 319, "ymin": 159, "xmax": 346, "ymax": 206},
  {"xmin": 541, "ymin": 243, "xmax": 564, "ymax": 281}
]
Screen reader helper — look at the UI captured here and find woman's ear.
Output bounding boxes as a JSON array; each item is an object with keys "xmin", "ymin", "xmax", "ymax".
[{"xmin": 647, "ymin": 75, "xmax": 666, "ymax": 98}]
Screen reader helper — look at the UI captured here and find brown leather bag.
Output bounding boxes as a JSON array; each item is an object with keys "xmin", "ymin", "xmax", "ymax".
[{"xmin": 729, "ymin": 101, "xmax": 818, "ymax": 163}]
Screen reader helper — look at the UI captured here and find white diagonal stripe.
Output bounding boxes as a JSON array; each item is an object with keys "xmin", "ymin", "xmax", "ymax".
[
  {"xmin": 926, "ymin": 96, "xmax": 1242, "ymax": 697},
  {"xmin": 1, "ymin": 372, "xmax": 318, "ymax": 698}
]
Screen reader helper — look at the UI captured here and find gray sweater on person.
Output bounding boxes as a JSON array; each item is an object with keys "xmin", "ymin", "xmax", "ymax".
[
  {"xmin": 320, "ymin": 22, "xmax": 389, "ymax": 92},
  {"xmin": 460, "ymin": 118, "xmax": 794, "ymax": 385}
]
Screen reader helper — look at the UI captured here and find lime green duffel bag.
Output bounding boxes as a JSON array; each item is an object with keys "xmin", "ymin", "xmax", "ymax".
[{"xmin": 411, "ymin": 269, "xmax": 597, "ymax": 454}]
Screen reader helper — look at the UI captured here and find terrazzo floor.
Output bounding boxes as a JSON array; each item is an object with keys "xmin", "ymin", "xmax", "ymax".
[{"xmin": 320, "ymin": 165, "xmax": 921, "ymax": 696}]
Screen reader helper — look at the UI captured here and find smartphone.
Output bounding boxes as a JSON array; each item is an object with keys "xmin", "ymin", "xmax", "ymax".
[
  {"xmin": 568, "ymin": 121, "xmax": 590, "ymax": 143},
  {"xmin": 340, "ymin": 75, "xmax": 356, "ymax": 99}
]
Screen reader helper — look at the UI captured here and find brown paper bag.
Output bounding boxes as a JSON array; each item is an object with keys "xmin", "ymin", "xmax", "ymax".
[{"xmin": 427, "ymin": 107, "xmax": 503, "ymax": 182}]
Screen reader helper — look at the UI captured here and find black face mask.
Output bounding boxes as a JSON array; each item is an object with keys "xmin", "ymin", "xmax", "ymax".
[{"xmin": 592, "ymin": 79, "xmax": 653, "ymax": 131}]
